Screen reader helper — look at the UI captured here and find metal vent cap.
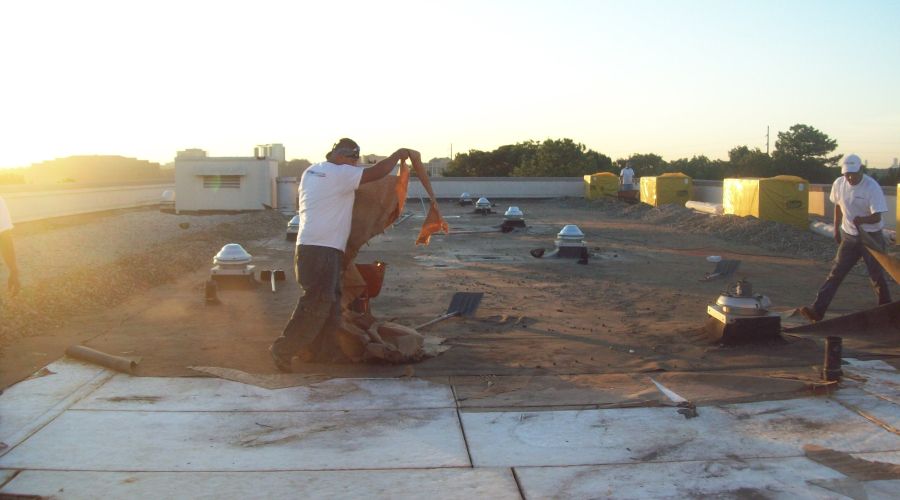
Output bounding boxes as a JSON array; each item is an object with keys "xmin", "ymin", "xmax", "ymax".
[
  {"xmin": 557, "ymin": 224, "xmax": 584, "ymax": 239},
  {"xmin": 214, "ymin": 243, "xmax": 252, "ymax": 265},
  {"xmin": 475, "ymin": 197, "xmax": 491, "ymax": 208},
  {"xmin": 504, "ymin": 206, "xmax": 524, "ymax": 219}
]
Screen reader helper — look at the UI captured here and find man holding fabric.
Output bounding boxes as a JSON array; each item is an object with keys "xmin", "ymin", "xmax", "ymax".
[
  {"xmin": 269, "ymin": 138, "xmax": 416, "ymax": 371},
  {"xmin": 799, "ymin": 154, "xmax": 892, "ymax": 322},
  {"xmin": 0, "ymin": 195, "xmax": 20, "ymax": 296}
]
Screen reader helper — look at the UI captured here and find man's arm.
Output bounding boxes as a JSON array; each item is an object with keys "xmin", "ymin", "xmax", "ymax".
[
  {"xmin": 852, "ymin": 212, "xmax": 882, "ymax": 226},
  {"xmin": 360, "ymin": 148, "xmax": 414, "ymax": 184},
  {"xmin": 0, "ymin": 230, "xmax": 20, "ymax": 295}
]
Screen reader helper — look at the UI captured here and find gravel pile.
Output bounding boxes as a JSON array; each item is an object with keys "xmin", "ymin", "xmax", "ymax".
[
  {"xmin": 0, "ymin": 208, "xmax": 288, "ymax": 344},
  {"xmin": 587, "ymin": 198, "xmax": 838, "ymax": 261}
]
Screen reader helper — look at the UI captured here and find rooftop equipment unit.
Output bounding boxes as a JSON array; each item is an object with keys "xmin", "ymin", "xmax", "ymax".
[
  {"xmin": 210, "ymin": 243, "xmax": 256, "ymax": 284},
  {"xmin": 705, "ymin": 279, "xmax": 781, "ymax": 344}
]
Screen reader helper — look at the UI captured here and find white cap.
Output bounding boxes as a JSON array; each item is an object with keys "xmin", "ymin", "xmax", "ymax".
[{"xmin": 842, "ymin": 154, "xmax": 862, "ymax": 174}]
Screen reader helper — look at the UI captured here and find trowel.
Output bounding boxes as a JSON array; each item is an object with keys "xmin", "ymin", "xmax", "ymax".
[{"xmin": 415, "ymin": 292, "xmax": 483, "ymax": 330}]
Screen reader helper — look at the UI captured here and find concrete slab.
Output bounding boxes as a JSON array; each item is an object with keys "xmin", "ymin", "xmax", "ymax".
[
  {"xmin": 74, "ymin": 376, "xmax": 455, "ymax": 412},
  {"xmin": 0, "ymin": 469, "xmax": 521, "ymax": 499},
  {"xmin": 834, "ymin": 388, "xmax": 900, "ymax": 432},
  {"xmin": 808, "ymin": 477, "xmax": 900, "ymax": 499},
  {"xmin": 0, "ymin": 469, "xmax": 17, "ymax": 487},
  {"xmin": 462, "ymin": 398, "xmax": 900, "ymax": 467},
  {"xmin": 0, "ymin": 409, "xmax": 469, "ymax": 471},
  {"xmin": 845, "ymin": 365, "xmax": 900, "ymax": 405},
  {"xmin": 515, "ymin": 457, "xmax": 847, "ymax": 499},
  {"xmin": 0, "ymin": 359, "xmax": 112, "ymax": 455}
]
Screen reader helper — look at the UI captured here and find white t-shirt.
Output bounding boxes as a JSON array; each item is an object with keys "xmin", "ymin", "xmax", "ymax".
[
  {"xmin": 296, "ymin": 161, "xmax": 364, "ymax": 252},
  {"xmin": 0, "ymin": 195, "xmax": 13, "ymax": 233},
  {"xmin": 620, "ymin": 167, "xmax": 634, "ymax": 185},
  {"xmin": 830, "ymin": 174, "xmax": 887, "ymax": 235}
]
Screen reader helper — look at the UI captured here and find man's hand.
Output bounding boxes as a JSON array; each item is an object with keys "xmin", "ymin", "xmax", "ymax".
[{"xmin": 406, "ymin": 149, "xmax": 421, "ymax": 164}]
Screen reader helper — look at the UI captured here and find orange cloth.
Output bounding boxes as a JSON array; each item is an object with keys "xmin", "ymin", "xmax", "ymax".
[
  {"xmin": 342, "ymin": 157, "xmax": 448, "ymax": 304},
  {"xmin": 417, "ymin": 202, "xmax": 449, "ymax": 245}
]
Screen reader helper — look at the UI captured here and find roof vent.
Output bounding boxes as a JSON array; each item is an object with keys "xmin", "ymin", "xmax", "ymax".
[{"xmin": 504, "ymin": 206, "xmax": 524, "ymax": 220}]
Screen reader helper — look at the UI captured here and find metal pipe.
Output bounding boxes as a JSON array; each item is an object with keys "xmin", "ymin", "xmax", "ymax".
[{"xmin": 822, "ymin": 336, "xmax": 843, "ymax": 382}]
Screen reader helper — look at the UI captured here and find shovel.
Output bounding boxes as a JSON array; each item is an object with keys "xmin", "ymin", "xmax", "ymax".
[
  {"xmin": 259, "ymin": 270, "xmax": 286, "ymax": 293},
  {"xmin": 415, "ymin": 292, "xmax": 483, "ymax": 330},
  {"xmin": 856, "ymin": 225, "xmax": 900, "ymax": 283}
]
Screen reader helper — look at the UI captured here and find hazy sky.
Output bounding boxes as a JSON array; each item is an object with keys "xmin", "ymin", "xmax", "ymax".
[{"xmin": 1, "ymin": 0, "xmax": 898, "ymax": 169}]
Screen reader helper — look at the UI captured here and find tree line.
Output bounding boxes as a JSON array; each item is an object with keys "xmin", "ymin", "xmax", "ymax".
[{"xmin": 444, "ymin": 124, "xmax": 897, "ymax": 186}]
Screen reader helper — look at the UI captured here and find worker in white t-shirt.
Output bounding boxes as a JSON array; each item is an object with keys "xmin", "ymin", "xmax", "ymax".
[
  {"xmin": 620, "ymin": 162, "xmax": 635, "ymax": 191},
  {"xmin": 799, "ymin": 154, "xmax": 891, "ymax": 322},
  {"xmin": 0, "ymin": 195, "xmax": 20, "ymax": 296},
  {"xmin": 270, "ymin": 138, "xmax": 414, "ymax": 371}
]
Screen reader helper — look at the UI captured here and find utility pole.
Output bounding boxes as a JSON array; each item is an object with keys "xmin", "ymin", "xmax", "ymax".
[
  {"xmin": 450, "ymin": 143, "xmax": 453, "ymax": 160},
  {"xmin": 765, "ymin": 126, "xmax": 770, "ymax": 155}
]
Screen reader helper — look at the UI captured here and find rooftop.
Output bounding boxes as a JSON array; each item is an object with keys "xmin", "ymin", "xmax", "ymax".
[{"xmin": 1, "ymin": 198, "xmax": 898, "ymax": 497}]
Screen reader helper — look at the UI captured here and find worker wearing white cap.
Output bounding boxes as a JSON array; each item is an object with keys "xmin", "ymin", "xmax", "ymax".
[
  {"xmin": 0, "ymin": 195, "xmax": 20, "ymax": 296},
  {"xmin": 799, "ymin": 154, "xmax": 891, "ymax": 322},
  {"xmin": 620, "ymin": 162, "xmax": 635, "ymax": 191}
]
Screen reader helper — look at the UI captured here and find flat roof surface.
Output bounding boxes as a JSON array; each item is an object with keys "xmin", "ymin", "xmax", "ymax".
[{"xmin": 1, "ymin": 198, "xmax": 899, "ymax": 497}]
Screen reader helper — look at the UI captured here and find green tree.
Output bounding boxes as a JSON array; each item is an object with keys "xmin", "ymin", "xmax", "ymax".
[
  {"xmin": 513, "ymin": 139, "xmax": 611, "ymax": 177},
  {"xmin": 668, "ymin": 155, "xmax": 728, "ymax": 180},
  {"xmin": 771, "ymin": 124, "xmax": 841, "ymax": 182},
  {"xmin": 728, "ymin": 146, "xmax": 775, "ymax": 178},
  {"xmin": 615, "ymin": 153, "xmax": 667, "ymax": 177}
]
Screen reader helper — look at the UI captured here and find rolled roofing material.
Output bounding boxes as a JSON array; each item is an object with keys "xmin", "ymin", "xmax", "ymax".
[
  {"xmin": 686, "ymin": 201, "xmax": 724, "ymax": 215},
  {"xmin": 66, "ymin": 345, "xmax": 138, "ymax": 374}
]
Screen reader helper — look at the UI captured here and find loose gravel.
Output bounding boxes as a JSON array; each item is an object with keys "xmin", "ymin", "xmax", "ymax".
[{"xmin": 0, "ymin": 208, "xmax": 288, "ymax": 344}]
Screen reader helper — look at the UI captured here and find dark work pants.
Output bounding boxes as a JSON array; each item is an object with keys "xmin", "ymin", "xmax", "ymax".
[
  {"xmin": 810, "ymin": 229, "xmax": 892, "ymax": 317},
  {"xmin": 271, "ymin": 245, "xmax": 343, "ymax": 359}
]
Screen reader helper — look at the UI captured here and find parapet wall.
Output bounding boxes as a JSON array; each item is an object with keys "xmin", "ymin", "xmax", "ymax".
[
  {"xmin": 1, "ymin": 178, "xmax": 896, "ymax": 229},
  {"xmin": 1, "ymin": 184, "xmax": 175, "ymax": 223}
]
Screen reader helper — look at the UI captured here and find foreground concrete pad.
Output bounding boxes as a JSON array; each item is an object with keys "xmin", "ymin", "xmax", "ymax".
[
  {"xmin": 463, "ymin": 398, "xmax": 900, "ymax": 467},
  {"xmin": 845, "ymin": 364, "xmax": 900, "ymax": 405},
  {"xmin": 74, "ymin": 376, "xmax": 455, "ymax": 412},
  {"xmin": 834, "ymin": 388, "xmax": 900, "ymax": 432},
  {"xmin": 0, "ymin": 359, "xmax": 111, "ymax": 454},
  {"xmin": 451, "ymin": 373, "xmax": 660, "ymax": 409},
  {"xmin": 0, "ymin": 409, "xmax": 469, "ymax": 471},
  {"xmin": 0, "ymin": 469, "xmax": 520, "ymax": 499},
  {"xmin": 515, "ymin": 457, "xmax": 847, "ymax": 499}
]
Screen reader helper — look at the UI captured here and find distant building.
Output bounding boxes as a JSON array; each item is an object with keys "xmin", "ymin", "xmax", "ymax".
[
  {"xmin": 425, "ymin": 157, "xmax": 450, "ymax": 177},
  {"xmin": 174, "ymin": 146, "xmax": 280, "ymax": 212}
]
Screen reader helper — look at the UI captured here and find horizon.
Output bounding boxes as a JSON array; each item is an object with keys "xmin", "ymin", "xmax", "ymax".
[{"xmin": 1, "ymin": 0, "xmax": 898, "ymax": 170}]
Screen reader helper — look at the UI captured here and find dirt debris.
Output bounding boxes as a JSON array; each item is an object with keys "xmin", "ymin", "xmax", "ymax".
[
  {"xmin": 0, "ymin": 209, "xmax": 287, "ymax": 345},
  {"xmin": 584, "ymin": 197, "xmax": 838, "ymax": 261}
]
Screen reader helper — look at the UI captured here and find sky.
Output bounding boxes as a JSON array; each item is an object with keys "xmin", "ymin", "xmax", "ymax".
[{"xmin": 1, "ymin": 0, "xmax": 898, "ymax": 169}]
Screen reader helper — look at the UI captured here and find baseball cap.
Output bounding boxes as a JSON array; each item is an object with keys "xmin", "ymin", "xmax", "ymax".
[
  {"xmin": 328, "ymin": 138, "xmax": 360, "ymax": 160},
  {"xmin": 842, "ymin": 154, "xmax": 861, "ymax": 174}
]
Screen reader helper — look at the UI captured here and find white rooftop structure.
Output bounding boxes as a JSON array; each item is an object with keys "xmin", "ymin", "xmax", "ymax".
[{"xmin": 174, "ymin": 146, "xmax": 280, "ymax": 212}]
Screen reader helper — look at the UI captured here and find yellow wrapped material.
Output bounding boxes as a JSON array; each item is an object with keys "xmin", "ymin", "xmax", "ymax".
[
  {"xmin": 640, "ymin": 173, "xmax": 692, "ymax": 207},
  {"xmin": 583, "ymin": 172, "xmax": 619, "ymax": 200},
  {"xmin": 722, "ymin": 176, "xmax": 810, "ymax": 228}
]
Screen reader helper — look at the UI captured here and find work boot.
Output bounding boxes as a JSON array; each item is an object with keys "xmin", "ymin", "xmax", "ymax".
[
  {"xmin": 269, "ymin": 346, "xmax": 293, "ymax": 373},
  {"xmin": 798, "ymin": 306, "xmax": 823, "ymax": 323}
]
